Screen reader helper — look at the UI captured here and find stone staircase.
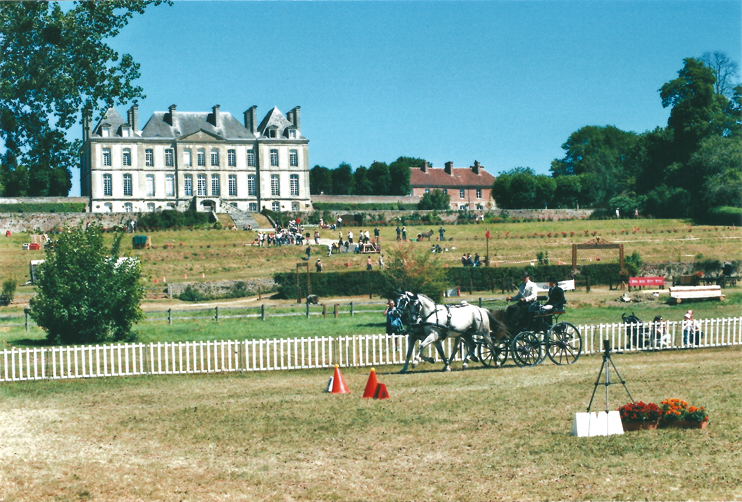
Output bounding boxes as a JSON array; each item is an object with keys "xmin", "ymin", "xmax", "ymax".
[{"xmin": 216, "ymin": 199, "xmax": 260, "ymax": 229}]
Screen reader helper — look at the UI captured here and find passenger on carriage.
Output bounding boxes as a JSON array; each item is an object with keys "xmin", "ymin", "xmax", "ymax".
[
  {"xmin": 505, "ymin": 271, "xmax": 538, "ymax": 328},
  {"xmin": 545, "ymin": 276, "xmax": 566, "ymax": 311}
]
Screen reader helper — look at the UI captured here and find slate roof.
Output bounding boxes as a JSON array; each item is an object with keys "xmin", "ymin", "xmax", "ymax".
[
  {"xmin": 92, "ymin": 108, "xmax": 127, "ymax": 136},
  {"xmin": 410, "ymin": 167, "xmax": 495, "ymax": 188},
  {"xmin": 140, "ymin": 111, "xmax": 255, "ymax": 140},
  {"xmin": 257, "ymin": 107, "xmax": 304, "ymax": 139}
]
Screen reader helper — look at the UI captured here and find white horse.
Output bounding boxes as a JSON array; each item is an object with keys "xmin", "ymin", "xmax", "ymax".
[
  {"xmin": 396, "ymin": 292, "xmax": 498, "ymax": 372},
  {"xmin": 395, "ymin": 292, "xmax": 449, "ymax": 373}
]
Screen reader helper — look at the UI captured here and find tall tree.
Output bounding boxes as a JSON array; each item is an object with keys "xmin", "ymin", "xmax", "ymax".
[
  {"xmin": 331, "ymin": 163, "xmax": 354, "ymax": 195},
  {"xmin": 700, "ymin": 51, "xmax": 739, "ymax": 99},
  {"xmin": 352, "ymin": 165, "xmax": 373, "ymax": 195},
  {"xmin": 0, "ymin": 1, "xmax": 169, "ymax": 196},
  {"xmin": 309, "ymin": 165, "xmax": 332, "ymax": 195},
  {"xmin": 388, "ymin": 156, "xmax": 421, "ymax": 195},
  {"xmin": 367, "ymin": 161, "xmax": 391, "ymax": 195}
]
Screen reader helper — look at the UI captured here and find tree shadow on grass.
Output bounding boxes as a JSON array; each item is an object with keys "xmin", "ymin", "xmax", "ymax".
[{"xmin": 7, "ymin": 338, "xmax": 54, "ymax": 347}]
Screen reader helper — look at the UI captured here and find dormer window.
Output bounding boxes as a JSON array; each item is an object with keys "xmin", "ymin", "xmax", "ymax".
[
  {"xmin": 265, "ymin": 128, "xmax": 277, "ymax": 138},
  {"xmin": 288, "ymin": 129, "xmax": 296, "ymax": 139},
  {"xmin": 121, "ymin": 126, "xmax": 130, "ymax": 138},
  {"xmin": 101, "ymin": 126, "xmax": 110, "ymax": 138}
]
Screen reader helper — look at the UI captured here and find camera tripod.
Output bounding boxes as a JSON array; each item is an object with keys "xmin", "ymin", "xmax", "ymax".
[{"xmin": 587, "ymin": 339, "xmax": 634, "ymax": 413}]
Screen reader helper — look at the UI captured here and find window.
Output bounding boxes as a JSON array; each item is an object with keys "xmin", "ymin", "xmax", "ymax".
[
  {"xmin": 165, "ymin": 174, "xmax": 175, "ymax": 196},
  {"xmin": 183, "ymin": 150, "xmax": 192, "ymax": 167},
  {"xmin": 211, "ymin": 149, "xmax": 219, "ymax": 166},
  {"xmin": 460, "ymin": 189, "xmax": 466, "ymax": 199},
  {"xmin": 101, "ymin": 127, "xmax": 109, "ymax": 138},
  {"xmin": 211, "ymin": 175, "xmax": 220, "ymax": 196},
  {"xmin": 290, "ymin": 174, "xmax": 299, "ymax": 196},
  {"xmin": 228, "ymin": 175, "xmax": 237, "ymax": 196},
  {"xmin": 270, "ymin": 149, "xmax": 278, "ymax": 166},
  {"xmin": 104, "ymin": 202, "xmax": 112, "ymax": 212},
  {"xmin": 271, "ymin": 174, "xmax": 280, "ymax": 196},
  {"xmin": 122, "ymin": 148, "xmax": 131, "ymax": 166},
  {"xmin": 197, "ymin": 174, "xmax": 207, "ymax": 196},
  {"xmin": 248, "ymin": 202, "xmax": 258, "ymax": 212},
  {"xmin": 184, "ymin": 174, "xmax": 193, "ymax": 196},
  {"xmin": 124, "ymin": 203, "xmax": 132, "ymax": 213},
  {"xmin": 146, "ymin": 174, "xmax": 155, "ymax": 197},
  {"xmin": 197, "ymin": 149, "xmax": 205, "ymax": 167},
  {"xmin": 424, "ymin": 188, "xmax": 430, "ymax": 194},
  {"xmin": 102, "ymin": 148, "xmax": 111, "ymax": 166},
  {"xmin": 247, "ymin": 149, "xmax": 255, "ymax": 167},
  {"xmin": 165, "ymin": 149, "xmax": 174, "ymax": 167},
  {"xmin": 271, "ymin": 201, "xmax": 280, "ymax": 212},
  {"xmin": 103, "ymin": 174, "xmax": 112, "ymax": 196},
  {"xmin": 123, "ymin": 174, "xmax": 132, "ymax": 196},
  {"xmin": 476, "ymin": 189, "xmax": 482, "ymax": 199},
  {"xmin": 145, "ymin": 149, "xmax": 154, "ymax": 167},
  {"xmin": 288, "ymin": 129, "xmax": 296, "ymax": 139},
  {"xmin": 147, "ymin": 203, "xmax": 155, "ymax": 212},
  {"xmin": 121, "ymin": 127, "xmax": 129, "ymax": 138},
  {"xmin": 289, "ymin": 150, "xmax": 298, "ymax": 167},
  {"xmin": 228, "ymin": 149, "xmax": 236, "ymax": 167},
  {"xmin": 247, "ymin": 175, "xmax": 256, "ymax": 196},
  {"xmin": 291, "ymin": 202, "xmax": 299, "ymax": 211},
  {"xmin": 266, "ymin": 128, "xmax": 277, "ymax": 138}
]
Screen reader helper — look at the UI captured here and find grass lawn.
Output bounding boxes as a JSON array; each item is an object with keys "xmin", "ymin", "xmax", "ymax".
[
  {"xmin": 2, "ymin": 218, "xmax": 740, "ymax": 287},
  {"xmin": 0, "ymin": 346, "xmax": 739, "ymax": 501}
]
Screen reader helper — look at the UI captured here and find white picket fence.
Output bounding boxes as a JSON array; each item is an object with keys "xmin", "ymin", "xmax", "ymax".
[{"xmin": 1, "ymin": 316, "xmax": 741, "ymax": 382}]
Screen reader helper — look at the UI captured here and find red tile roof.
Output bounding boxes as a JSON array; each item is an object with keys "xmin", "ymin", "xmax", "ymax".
[{"xmin": 410, "ymin": 167, "xmax": 495, "ymax": 188}]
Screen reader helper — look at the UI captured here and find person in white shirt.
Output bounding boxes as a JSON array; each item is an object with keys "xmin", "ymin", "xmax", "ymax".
[
  {"xmin": 682, "ymin": 310, "xmax": 703, "ymax": 346},
  {"xmin": 505, "ymin": 271, "xmax": 538, "ymax": 329}
]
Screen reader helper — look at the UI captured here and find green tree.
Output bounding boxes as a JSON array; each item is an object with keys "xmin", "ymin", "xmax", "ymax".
[
  {"xmin": 417, "ymin": 189, "xmax": 451, "ymax": 210},
  {"xmin": 0, "ymin": 1, "xmax": 169, "ymax": 196},
  {"xmin": 388, "ymin": 156, "xmax": 421, "ymax": 195},
  {"xmin": 29, "ymin": 224, "xmax": 144, "ymax": 345},
  {"xmin": 367, "ymin": 161, "xmax": 391, "ymax": 195},
  {"xmin": 352, "ymin": 165, "xmax": 373, "ymax": 195},
  {"xmin": 686, "ymin": 136, "xmax": 742, "ymax": 212},
  {"xmin": 554, "ymin": 175, "xmax": 582, "ymax": 208},
  {"xmin": 380, "ymin": 244, "xmax": 447, "ymax": 302},
  {"xmin": 309, "ymin": 165, "xmax": 332, "ymax": 195},
  {"xmin": 700, "ymin": 51, "xmax": 739, "ymax": 99},
  {"xmin": 331, "ymin": 163, "xmax": 354, "ymax": 195},
  {"xmin": 491, "ymin": 167, "xmax": 555, "ymax": 209}
]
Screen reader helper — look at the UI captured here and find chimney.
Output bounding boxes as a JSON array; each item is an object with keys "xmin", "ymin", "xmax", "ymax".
[
  {"xmin": 289, "ymin": 106, "xmax": 301, "ymax": 130},
  {"xmin": 167, "ymin": 104, "xmax": 177, "ymax": 127},
  {"xmin": 471, "ymin": 160, "xmax": 481, "ymax": 175},
  {"xmin": 82, "ymin": 109, "xmax": 91, "ymax": 142},
  {"xmin": 444, "ymin": 161, "xmax": 454, "ymax": 175},
  {"xmin": 421, "ymin": 161, "xmax": 428, "ymax": 173},
  {"xmin": 244, "ymin": 106, "xmax": 257, "ymax": 134},
  {"xmin": 212, "ymin": 105, "xmax": 221, "ymax": 128},
  {"xmin": 129, "ymin": 104, "xmax": 138, "ymax": 132}
]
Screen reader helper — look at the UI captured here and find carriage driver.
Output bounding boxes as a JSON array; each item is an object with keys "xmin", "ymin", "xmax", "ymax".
[{"xmin": 505, "ymin": 271, "xmax": 539, "ymax": 328}]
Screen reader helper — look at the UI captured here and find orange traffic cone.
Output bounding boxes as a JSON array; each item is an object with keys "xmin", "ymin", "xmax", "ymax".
[
  {"xmin": 184, "ymin": 274, "xmax": 187, "ymax": 279},
  {"xmin": 363, "ymin": 368, "xmax": 378, "ymax": 398},
  {"xmin": 331, "ymin": 365, "xmax": 350, "ymax": 394},
  {"xmin": 154, "ymin": 277, "xmax": 158, "ymax": 283},
  {"xmin": 374, "ymin": 383, "xmax": 390, "ymax": 400}
]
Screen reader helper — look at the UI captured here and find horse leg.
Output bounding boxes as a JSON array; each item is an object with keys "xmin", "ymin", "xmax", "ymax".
[
  {"xmin": 415, "ymin": 332, "xmax": 440, "ymax": 367},
  {"xmin": 400, "ymin": 335, "xmax": 416, "ymax": 373},
  {"xmin": 446, "ymin": 338, "xmax": 462, "ymax": 371},
  {"xmin": 433, "ymin": 341, "xmax": 449, "ymax": 371}
]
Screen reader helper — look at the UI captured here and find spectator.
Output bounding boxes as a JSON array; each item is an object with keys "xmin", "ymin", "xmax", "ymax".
[
  {"xmin": 314, "ymin": 230, "xmax": 320, "ymax": 244},
  {"xmin": 348, "ymin": 230, "xmax": 354, "ymax": 244},
  {"xmin": 315, "ymin": 258, "xmax": 323, "ymax": 272},
  {"xmin": 366, "ymin": 256, "xmax": 373, "ymax": 270},
  {"xmin": 439, "ymin": 227, "xmax": 445, "ymax": 241},
  {"xmin": 383, "ymin": 299, "xmax": 403, "ymax": 351},
  {"xmin": 402, "ymin": 226, "xmax": 407, "ymax": 241},
  {"xmin": 374, "ymin": 227, "xmax": 380, "ymax": 239},
  {"xmin": 305, "ymin": 245, "xmax": 311, "ymax": 260},
  {"xmin": 682, "ymin": 310, "xmax": 703, "ymax": 346},
  {"xmin": 337, "ymin": 216, "xmax": 342, "ymax": 229},
  {"xmin": 378, "ymin": 254, "xmax": 385, "ymax": 269},
  {"xmin": 396, "ymin": 226, "xmax": 401, "ymax": 241},
  {"xmin": 473, "ymin": 253, "xmax": 480, "ymax": 267},
  {"xmin": 461, "ymin": 253, "xmax": 468, "ymax": 267}
]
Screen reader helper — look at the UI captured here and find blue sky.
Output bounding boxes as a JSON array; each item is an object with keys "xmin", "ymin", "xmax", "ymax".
[{"xmin": 69, "ymin": 0, "xmax": 741, "ymax": 196}]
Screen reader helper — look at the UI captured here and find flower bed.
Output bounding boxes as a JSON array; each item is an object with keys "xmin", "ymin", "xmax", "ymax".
[{"xmin": 618, "ymin": 399, "xmax": 709, "ymax": 431}]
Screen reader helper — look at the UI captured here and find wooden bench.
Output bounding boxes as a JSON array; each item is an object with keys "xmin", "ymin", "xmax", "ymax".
[{"xmin": 669, "ymin": 285, "xmax": 725, "ymax": 304}]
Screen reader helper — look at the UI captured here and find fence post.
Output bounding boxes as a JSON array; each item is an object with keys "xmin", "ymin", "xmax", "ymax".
[
  {"xmin": 479, "ymin": 297, "xmax": 482, "ymax": 308},
  {"xmin": 322, "ymin": 304, "xmax": 327, "ymax": 318},
  {"xmin": 261, "ymin": 304, "xmax": 266, "ymax": 321},
  {"xmin": 586, "ymin": 275, "xmax": 591, "ymax": 293},
  {"xmin": 350, "ymin": 302, "xmax": 354, "ymax": 317},
  {"xmin": 306, "ymin": 303, "xmax": 310, "ymax": 319},
  {"xmin": 168, "ymin": 308, "xmax": 172, "ymax": 325},
  {"xmin": 334, "ymin": 304, "xmax": 338, "ymax": 318},
  {"xmin": 24, "ymin": 307, "xmax": 30, "ymax": 332},
  {"xmin": 215, "ymin": 306, "xmax": 219, "ymax": 322}
]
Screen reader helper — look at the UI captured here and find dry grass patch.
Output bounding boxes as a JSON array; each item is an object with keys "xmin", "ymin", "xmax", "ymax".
[{"xmin": 0, "ymin": 347, "xmax": 740, "ymax": 501}]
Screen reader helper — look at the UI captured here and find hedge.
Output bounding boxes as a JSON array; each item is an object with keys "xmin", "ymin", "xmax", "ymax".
[
  {"xmin": 704, "ymin": 206, "xmax": 742, "ymax": 226},
  {"xmin": 274, "ymin": 263, "xmax": 625, "ymax": 299},
  {"xmin": 0, "ymin": 202, "xmax": 87, "ymax": 213}
]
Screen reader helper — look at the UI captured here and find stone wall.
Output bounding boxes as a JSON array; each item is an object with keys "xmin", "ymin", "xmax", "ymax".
[{"xmin": 0, "ymin": 213, "xmax": 130, "ymax": 233}]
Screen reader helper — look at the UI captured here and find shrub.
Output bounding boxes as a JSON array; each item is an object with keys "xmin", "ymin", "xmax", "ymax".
[
  {"xmin": 29, "ymin": 224, "xmax": 144, "ymax": 345},
  {"xmin": 138, "ymin": 210, "xmax": 211, "ymax": 230},
  {"xmin": 1, "ymin": 278, "xmax": 17, "ymax": 305}
]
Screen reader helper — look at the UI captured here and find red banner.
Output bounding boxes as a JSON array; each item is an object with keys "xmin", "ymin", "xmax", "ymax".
[{"xmin": 629, "ymin": 277, "xmax": 665, "ymax": 286}]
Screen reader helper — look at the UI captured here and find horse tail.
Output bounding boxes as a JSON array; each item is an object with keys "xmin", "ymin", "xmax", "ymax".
[{"xmin": 487, "ymin": 310, "xmax": 508, "ymax": 340}]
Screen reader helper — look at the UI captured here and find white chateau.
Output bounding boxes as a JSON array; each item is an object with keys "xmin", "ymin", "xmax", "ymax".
[{"xmin": 80, "ymin": 104, "xmax": 311, "ymax": 214}]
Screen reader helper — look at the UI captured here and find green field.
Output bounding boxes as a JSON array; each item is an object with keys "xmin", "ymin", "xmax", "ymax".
[
  {"xmin": 2, "ymin": 218, "xmax": 740, "ymax": 287},
  {"xmin": 0, "ymin": 346, "xmax": 739, "ymax": 501}
]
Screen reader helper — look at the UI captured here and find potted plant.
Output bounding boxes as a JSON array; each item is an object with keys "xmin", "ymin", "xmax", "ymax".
[
  {"xmin": 618, "ymin": 401, "xmax": 661, "ymax": 431},
  {"xmin": 659, "ymin": 398, "xmax": 709, "ymax": 429}
]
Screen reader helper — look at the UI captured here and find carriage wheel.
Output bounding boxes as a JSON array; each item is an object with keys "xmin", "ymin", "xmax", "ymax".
[
  {"xmin": 547, "ymin": 322, "xmax": 582, "ymax": 365},
  {"xmin": 478, "ymin": 339, "xmax": 509, "ymax": 368},
  {"xmin": 511, "ymin": 331, "xmax": 543, "ymax": 367}
]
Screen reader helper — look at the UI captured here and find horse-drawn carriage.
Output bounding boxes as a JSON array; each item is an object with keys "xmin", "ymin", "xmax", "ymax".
[{"xmin": 395, "ymin": 292, "xmax": 582, "ymax": 372}]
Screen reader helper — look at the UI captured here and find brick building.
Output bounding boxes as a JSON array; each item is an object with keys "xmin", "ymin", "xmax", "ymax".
[
  {"xmin": 410, "ymin": 161, "xmax": 495, "ymax": 210},
  {"xmin": 80, "ymin": 104, "xmax": 311, "ymax": 214}
]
